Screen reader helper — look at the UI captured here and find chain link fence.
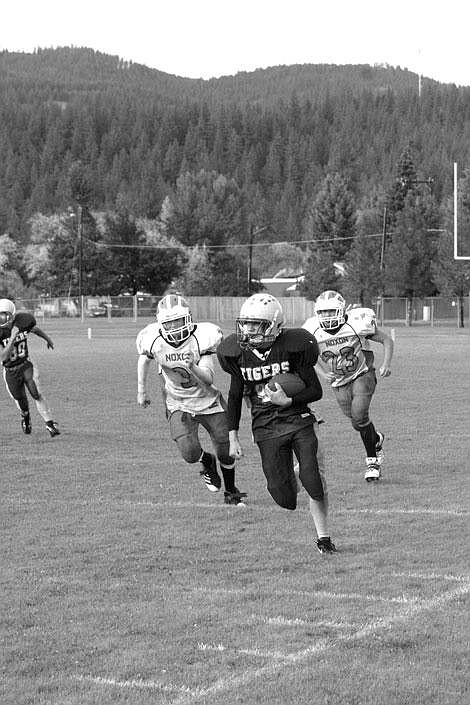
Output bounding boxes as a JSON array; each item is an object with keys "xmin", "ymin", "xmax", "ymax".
[{"xmin": 12, "ymin": 294, "xmax": 470, "ymax": 327}]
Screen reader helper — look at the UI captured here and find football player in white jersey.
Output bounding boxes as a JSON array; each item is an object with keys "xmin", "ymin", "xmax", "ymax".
[
  {"xmin": 136, "ymin": 294, "xmax": 246, "ymax": 505},
  {"xmin": 302, "ymin": 291, "xmax": 393, "ymax": 482}
]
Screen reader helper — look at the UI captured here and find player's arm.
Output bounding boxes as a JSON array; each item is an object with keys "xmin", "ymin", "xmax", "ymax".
[
  {"xmin": 314, "ymin": 361, "xmax": 336, "ymax": 384},
  {"xmin": 0, "ymin": 325, "xmax": 20, "ymax": 362},
  {"xmin": 226, "ymin": 373, "xmax": 245, "ymax": 458},
  {"xmin": 217, "ymin": 351, "xmax": 245, "ymax": 458},
  {"xmin": 289, "ymin": 331, "xmax": 324, "ymax": 406},
  {"xmin": 369, "ymin": 329, "xmax": 393, "ymax": 377},
  {"xmin": 137, "ymin": 354, "xmax": 152, "ymax": 407},
  {"xmin": 31, "ymin": 325, "xmax": 54, "ymax": 349},
  {"xmin": 183, "ymin": 350, "xmax": 215, "ymax": 386}
]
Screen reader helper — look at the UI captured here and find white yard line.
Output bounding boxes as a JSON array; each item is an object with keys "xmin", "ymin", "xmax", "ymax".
[
  {"xmin": 169, "ymin": 579, "xmax": 470, "ymax": 705},
  {"xmin": 392, "ymin": 571, "xmax": 468, "ymax": 582},
  {"xmin": 74, "ymin": 674, "xmax": 203, "ymax": 696},
  {"xmin": 75, "ymin": 580, "xmax": 470, "ymax": 703},
  {"xmin": 264, "ymin": 616, "xmax": 358, "ymax": 629},
  {"xmin": 192, "ymin": 586, "xmax": 416, "ymax": 603},
  {"xmin": 349, "ymin": 508, "xmax": 468, "ymax": 516},
  {"xmin": 4, "ymin": 497, "xmax": 468, "ymax": 517}
]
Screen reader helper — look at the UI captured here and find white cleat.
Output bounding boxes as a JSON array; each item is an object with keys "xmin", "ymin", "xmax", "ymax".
[
  {"xmin": 364, "ymin": 457, "xmax": 381, "ymax": 482},
  {"xmin": 375, "ymin": 432, "xmax": 384, "ymax": 465}
]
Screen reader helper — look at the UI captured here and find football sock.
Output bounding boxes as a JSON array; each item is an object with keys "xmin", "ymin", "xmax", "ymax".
[
  {"xmin": 199, "ymin": 450, "xmax": 213, "ymax": 467},
  {"xmin": 359, "ymin": 422, "xmax": 379, "ymax": 457},
  {"xmin": 16, "ymin": 399, "xmax": 29, "ymax": 415},
  {"xmin": 35, "ymin": 396, "xmax": 52, "ymax": 422},
  {"xmin": 309, "ymin": 494, "xmax": 329, "ymax": 539},
  {"xmin": 220, "ymin": 465, "xmax": 236, "ymax": 493}
]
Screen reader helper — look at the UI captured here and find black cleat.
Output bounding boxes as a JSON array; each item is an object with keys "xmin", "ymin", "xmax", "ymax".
[
  {"xmin": 224, "ymin": 489, "xmax": 247, "ymax": 506},
  {"xmin": 45, "ymin": 420, "xmax": 60, "ymax": 438},
  {"xmin": 199, "ymin": 454, "xmax": 222, "ymax": 492},
  {"xmin": 21, "ymin": 414, "xmax": 32, "ymax": 435},
  {"xmin": 316, "ymin": 537, "xmax": 337, "ymax": 554}
]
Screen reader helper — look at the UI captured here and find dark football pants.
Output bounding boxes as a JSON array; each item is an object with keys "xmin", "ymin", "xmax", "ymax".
[
  {"xmin": 256, "ymin": 423, "xmax": 324, "ymax": 510},
  {"xmin": 3, "ymin": 360, "xmax": 41, "ymax": 401}
]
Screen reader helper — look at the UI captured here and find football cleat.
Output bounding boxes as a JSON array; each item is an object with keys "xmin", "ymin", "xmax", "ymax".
[
  {"xmin": 21, "ymin": 414, "xmax": 32, "ymax": 435},
  {"xmin": 45, "ymin": 420, "xmax": 60, "ymax": 438},
  {"xmin": 199, "ymin": 454, "xmax": 222, "ymax": 492},
  {"xmin": 364, "ymin": 457, "xmax": 381, "ymax": 482},
  {"xmin": 224, "ymin": 489, "xmax": 247, "ymax": 506},
  {"xmin": 316, "ymin": 537, "xmax": 337, "ymax": 554},
  {"xmin": 375, "ymin": 431, "xmax": 384, "ymax": 465}
]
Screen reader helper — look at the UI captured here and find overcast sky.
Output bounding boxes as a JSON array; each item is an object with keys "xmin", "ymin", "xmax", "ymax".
[{"xmin": 2, "ymin": 0, "xmax": 469, "ymax": 86}]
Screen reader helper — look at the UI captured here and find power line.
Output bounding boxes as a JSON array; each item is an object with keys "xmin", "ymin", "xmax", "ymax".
[{"xmin": 84, "ymin": 232, "xmax": 385, "ymax": 251}]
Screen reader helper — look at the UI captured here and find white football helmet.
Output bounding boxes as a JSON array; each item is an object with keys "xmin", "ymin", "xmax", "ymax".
[
  {"xmin": 156, "ymin": 294, "xmax": 194, "ymax": 345},
  {"xmin": 0, "ymin": 298, "xmax": 16, "ymax": 328},
  {"xmin": 314, "ymin": 290, "xmax": 346, "ymax": 330},
  {"xmin": 236, "ymin": 293, "xmax": 284, "ymax": 350}
]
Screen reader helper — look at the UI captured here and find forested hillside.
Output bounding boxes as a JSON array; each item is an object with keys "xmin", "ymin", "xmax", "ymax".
[{"xmin": 1, "ymin": 47, "xmax": 470, "ymax": 312}]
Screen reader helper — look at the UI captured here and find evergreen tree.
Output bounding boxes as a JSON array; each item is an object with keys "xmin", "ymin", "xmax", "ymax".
[
  {"xmin": 299, "ymin": 245, "xmax": 340, "ymax": 300},
  {"xmin": 304, "ymin": 173, "xmax": 357, "ymax": 260},
  {"xmin": 383, "ymin": 191, "xmax": 439, "ymax": 324},
  {"xmin": 0, "ymin": 233, "xmax": 27, "ymax": 297}
]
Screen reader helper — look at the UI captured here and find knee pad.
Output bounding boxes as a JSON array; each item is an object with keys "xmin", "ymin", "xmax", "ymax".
[
  {"xmin": 175, "ymin": 436, "xmax": 202, "ymax": 464},
  {"xmin": 351, "ymin": 417, "xmax": 370, "ymax": 431}
]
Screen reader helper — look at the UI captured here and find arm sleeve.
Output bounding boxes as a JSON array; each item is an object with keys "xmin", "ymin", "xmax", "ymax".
[
  {"xmin": 290, "ymin": 336, "xmax": 323, "ymax": 405},
  {"xmin": 217, "ymin": 350, "xmax": 245, "ymax": 432}
]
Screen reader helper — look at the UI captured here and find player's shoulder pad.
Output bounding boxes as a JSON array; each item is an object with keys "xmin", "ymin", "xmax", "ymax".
[
  {"xmin": 281, "ymin": 327, "xmax": 318, "ymax": 352},
  {"xmin": 136, "ymin": 322, "xmax": 160, "ymax": 355},
  {"xmin": 15, "ymin": 311, "xmax": 36, "ymax": 331},
  {"xmin": 347, "ymin": 307, "xmax": 377, "ymax": 335},
  {"xmin": 302, "ymin": 315, "xmax": 320, "ymax": 335},
  {"xmin": 193, "ymin": 321, "xmax": 222, "ymax": 353},
  {"xmin": 217, "ymin": 332, "xmax": 240, "ymax": 357}
]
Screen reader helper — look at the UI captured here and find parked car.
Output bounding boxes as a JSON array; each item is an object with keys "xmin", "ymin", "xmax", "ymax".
[{"xmin": 87, "ymin": 302, "xmax": 125, "ymax": 317}]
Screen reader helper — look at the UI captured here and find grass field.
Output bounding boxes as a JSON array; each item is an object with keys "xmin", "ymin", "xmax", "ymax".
[{"xmin": 2, "ymin": 320, "xmax": 469, "ymax": 705}]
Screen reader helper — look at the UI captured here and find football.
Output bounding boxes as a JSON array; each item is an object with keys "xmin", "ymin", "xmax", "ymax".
[{"xmin": 267, "ymin": 372, "xmax": 306, "ymax": 396}]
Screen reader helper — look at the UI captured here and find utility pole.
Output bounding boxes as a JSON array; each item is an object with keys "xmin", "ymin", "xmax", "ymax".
[
  {"xmin": 380, "ymin": 206, "xmax": 387, "ymax": 271},
  {"xmin": 77, "ymin": 205, "xmax": 83, "ymax": 299},
  {"xmin": 247, "ymin": 224, "xmax": 268, "ymax": 293}
]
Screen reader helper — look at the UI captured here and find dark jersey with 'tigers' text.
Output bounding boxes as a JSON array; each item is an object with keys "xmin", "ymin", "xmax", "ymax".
[
  {"xmin": 217, "ymin": 328, "xmax": 323, "ymax": 442},
  {"xmin": 0, "ymin": 312, "xmax": 36, "ymax": 368}
]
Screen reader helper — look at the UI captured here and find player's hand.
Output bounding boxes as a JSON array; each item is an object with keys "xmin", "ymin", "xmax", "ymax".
[
  {"xmin": 182, "ymin": 350, "xmax": 195, "ymax": 367},
  {"xmin": 47, "ymin": 340, "xmax": 54, "ymax": 350},
  {"xmin": 137, "ymin": 392, "xmax": 151, "ymax": 407},
  {"xmin": 10, "ymin": 325, "xmax": 19, "ymax": 339},
  {"xmin": 265, "ymin": 382, "xmax": 292, "ymax": 408},
  {"xmin": 229, "ymin": 438, "xmax": 244, "ymax": 459},
  {"xmin": 379, "ymin": 365, "xmax": 391, "ymax": 377}
]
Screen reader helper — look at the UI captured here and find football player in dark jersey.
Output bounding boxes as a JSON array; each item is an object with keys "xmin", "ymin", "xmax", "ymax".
[
  {"xmin": 217, "ymin": 293, "xmax": 336, "ymax": 554},
  {"xmin": 0, "ymin": 298, "xmax": 60, "ymax": 437}
]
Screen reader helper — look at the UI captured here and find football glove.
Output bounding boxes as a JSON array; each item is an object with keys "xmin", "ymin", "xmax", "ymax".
[{"xmin": 137, "ymin": 391, "xmax": 151, "ymax": 407}]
